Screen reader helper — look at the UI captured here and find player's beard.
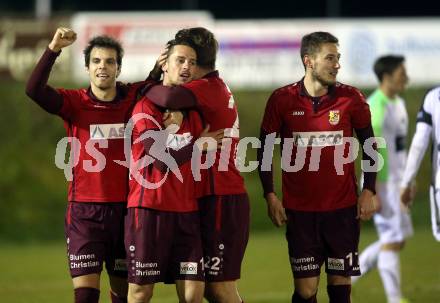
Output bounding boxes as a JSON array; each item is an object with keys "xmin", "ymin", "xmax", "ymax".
[
  {"xmin": 312, "ymin": 69, "xmax": 336, "ymax": 87},
  {"xmin": 94, "ymin": 77, "xmax": 114, "ymax": 91}
]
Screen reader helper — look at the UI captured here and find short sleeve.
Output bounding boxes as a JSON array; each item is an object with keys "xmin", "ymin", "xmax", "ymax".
[
  {"xmin": 351, "ymin": 89, "xmax": 371, "ymax": 130},
  {"xmin": 132, "ymin": 98, "xmax": 162, "ymax": 135},
  {"xmin": 416, "ymin": 88, "xmax": 437, "ymax": 126},
  {"xmin": 261, "ymin": 90, "xmax": 283, "ymax": 134},
  {"xmin": 368, "ymin": 94, "xmax": 386, "ymax": 137},
  {"xmin": 56, "ymin": 88, "xmax": 80, "ymax": 121}
]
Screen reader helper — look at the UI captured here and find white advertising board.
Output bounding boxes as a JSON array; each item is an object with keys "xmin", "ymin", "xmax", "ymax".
[
  {"xmin": 71, "ymin": 14, "xmax": 440, "ymax": 89},
  {"xmin": 215, "ymin": 18, "xmax": 440, "ymax": 88}
]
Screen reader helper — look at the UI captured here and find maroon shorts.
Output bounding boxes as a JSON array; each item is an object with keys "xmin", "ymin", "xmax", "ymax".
[
  {"xmin": 286, "ymin": 205, "xmax": 361, "ymax": 278},
  {"xmin": 125, "ymin": 208, "xmax": 205, "ymax": 285},
  {"xmin": 64, "ymin": 202, "xmax": 127, "ymax": 278},
  {"xmin": 198, "ymin": 194, "xmax": 250, "ymax": 282}
]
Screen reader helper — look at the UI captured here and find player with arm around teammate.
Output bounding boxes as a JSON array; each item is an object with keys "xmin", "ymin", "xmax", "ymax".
[
  {"xmin": 143, "ymin": 28, "xmax": 250, "ymax": 303},
  {"xmin": 125, "ymin": 38, "xmax": 223, "ymax": 303}
]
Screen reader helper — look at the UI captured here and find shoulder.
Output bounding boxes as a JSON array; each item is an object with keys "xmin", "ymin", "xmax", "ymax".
[
  {"xmin": 133, "ymin": 97, "xmax": 157, "ymax": 114},
  {"xmin": 183, "ymin": 78, "xmax": 211, "ymax": 91},
  {"xmin": 117, "ymin": 81, "xmax": 147, "ymax": 98},
  {"xmin": 269, "ymin": 82, "xmax": 300, "ymax": 101},
  {"xmin": 57, "ymin": 88, "xmax": 87, "ymax": 99},
  {"xmin": 424, "ymin": 86, "xmax": 440, "ymax": 103},
  {"xmin": 335, "ymin": 82, "xmax": 366, "ymax": 101},
  {"xmin": 367, "ymin": 90, "xmax": 387, "ymax": 109}
]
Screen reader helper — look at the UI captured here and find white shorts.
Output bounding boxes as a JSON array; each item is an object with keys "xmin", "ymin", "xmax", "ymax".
[
  {"xmin": 374, "ymin": 181, "xmax": 413, "ymax": 244},
  {"xmin": 429, "ymin": 186, "xmax": 440, "ymax": 241}
]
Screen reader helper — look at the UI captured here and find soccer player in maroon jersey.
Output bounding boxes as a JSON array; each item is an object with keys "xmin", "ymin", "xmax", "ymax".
[
  {"xmin": 25, "ymin": 27, "xmax": 163, "ymax": 303},
  {"xmin": 143, "ymin": 28, "xmax": 250, "ymax": 303},
  {"xmin": 258, "ymin": 32, "xmax": 378, "ymax": 303},
  {"xmin": 125, "ymin": 39, "xmax": 225, "ymax": 303}
]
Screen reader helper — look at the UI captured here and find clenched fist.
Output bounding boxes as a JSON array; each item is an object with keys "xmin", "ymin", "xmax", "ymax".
[{"xmin": 48, "ymin": 27, "xmax": 77, "ymax": 52}]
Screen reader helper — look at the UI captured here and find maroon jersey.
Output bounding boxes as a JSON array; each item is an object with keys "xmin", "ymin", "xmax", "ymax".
[
  {"xmin": 128, "ymin": 97, "xmax": 203, "ymax": 212},
  {"xmin": 57, "ymin": 83, "xmax": 145, "ymax": 202},
  {"xmin": 183, "ymin": 72, "xmax": 246, "ymax": 197},
  {"xmin": 261, "ymin": 80, "xmax": 371, "ymax": 211}
]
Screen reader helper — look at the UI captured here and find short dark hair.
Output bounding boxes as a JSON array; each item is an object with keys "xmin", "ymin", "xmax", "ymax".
[
  {"xmin": 300, "ymin": 32, "xmax": 338, "ymax": 68},
  {"xmin": 165, "ymin": 38, "xmax": 197, "ymax": 58},
  {"xmin": 175, "ymin": 27, "xmax": 218, "ymax": 70},
  {"xmin": 83, "ymin": 35, "xmax": 124, "ymax": 68},
  {"xmin": 373, "ymin": 55, "xmax": 405, "ymax": 82}
]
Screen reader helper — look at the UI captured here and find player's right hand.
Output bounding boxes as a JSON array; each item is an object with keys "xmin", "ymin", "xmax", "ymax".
[
  {"xmin": 266, "ymin": 192, "xmax": 287, "ymax": 227},
  {"xmin": 357, "ymin": 189, "xmax": 376, "ymax": 220},
  {"xmin": 196, "ymin": 125, "xmax": 224, "ymax": 151},
  {"xmin": 400, "ymin": 182, "xmax": 416, "ymax": 206},
  {"xmin": 49, "ymin": 27, "xmax": 77, "ymax": 52}
]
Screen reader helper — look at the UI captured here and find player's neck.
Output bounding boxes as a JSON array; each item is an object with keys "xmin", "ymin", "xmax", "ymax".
[
  {"xmin": 90, "ymin": 84, "xmax": 117, "ymax": 102},
  {"xmin": 303, "ymin": 74, "xmax": 328, "ymax": 97},
  {"xmin": 162, "ymin": 76, "xmax": 173, "ymax": 87},
  {"xmin": 380, "ymin": 84, "xmax": 397, "ymax": 100}
]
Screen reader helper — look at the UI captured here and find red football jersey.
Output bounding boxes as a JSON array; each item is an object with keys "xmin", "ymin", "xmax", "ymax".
[
  {"xmin": 183, "ymin": 71, "xmax": 246, "ymax": 197},
  {"xmin": 57, "ymin": 82, "xmax": 145, "ymax": 203},
  {"xmin": 261, "ymin": 80, "xmax": 371, "ymax": 211},
  {"xmin": 128, "ymin": 97, "xmax": 203, "ymax": 212}
]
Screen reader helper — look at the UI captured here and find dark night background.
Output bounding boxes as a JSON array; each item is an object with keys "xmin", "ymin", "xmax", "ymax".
[{"xmin": 1, "ymin": 0, "xmax": 440, "ymax": 18}]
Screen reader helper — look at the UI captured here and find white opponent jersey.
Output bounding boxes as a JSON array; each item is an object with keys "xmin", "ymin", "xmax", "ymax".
[
  {"xmin": 402, "ymin": 87, "xmax": 440, "ymax": 240},
  {"xmin": 369, "ymin": 89, "xmax": 408, "ymax": 184},
  {"xmin": 401, "ymin": 87, "xmax": 440, "ymax": 188}
]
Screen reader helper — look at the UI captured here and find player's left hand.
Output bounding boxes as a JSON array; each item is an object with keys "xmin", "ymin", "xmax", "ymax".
[
  {"xmin": 148, "ymin": 47, "xmax": 169, "ymax": 81},
  {"xmin": 163, "ymin": 110, "xmax": 183, "ymax": 129},
  {"xmin": 400, "ymin": 181, "xmax": 416, "ymax": 206},
  {"xmin": 195, "ymin": 125, "xmax": 225, "ymax": 151},
  {"xmin": 357, "ymin": 189, "xmax": 376, "ymax": 220},
  {"xmin": 265, "ymin": 192, "xmax": 287, "ymax": 227}
]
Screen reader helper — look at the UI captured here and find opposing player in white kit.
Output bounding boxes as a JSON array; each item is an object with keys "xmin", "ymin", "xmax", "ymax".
[
  {"xmin": 353, "ymin": 55, "xmax": 412, "ymax": 303},
  {"xmin": 401, "ymin": 85, "xmax": 440, "ymax": 241}
]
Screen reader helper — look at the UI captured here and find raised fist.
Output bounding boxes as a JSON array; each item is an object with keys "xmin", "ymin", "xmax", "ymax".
[{"xmin": 48, "ymin": 27, "xmax": 77, "ymax": 52}]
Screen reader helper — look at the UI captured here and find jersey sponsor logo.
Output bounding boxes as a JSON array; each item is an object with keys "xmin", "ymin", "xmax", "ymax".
[
  {"xmin": 180, "ymin": 262, "xmax": 198, "ymax": 275},
  {"xmin": 90, "ymin": 123, "xmax": 125, "ymax": 140},
  {"xmin": 292, "ymin": 111, "xmax": 305, "ymax": 116},
  {"xmin": 329, "ymin": 110, "xmax": 340, "ymax": 125},
  {"xmin": 327, "ymin": 257, "xmax": 344, "ymax": 271},
  {"xmin": 292, "ymin": 131, "xmax": 343, "ymax": 147}
]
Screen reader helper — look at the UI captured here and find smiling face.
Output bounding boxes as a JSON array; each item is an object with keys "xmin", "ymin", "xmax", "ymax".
[
  {"xmin": 86, "ymin": 47, "xmax": 120, "ymax": 91},
  {"xmin": 162, "ymin": 44, "xmax": 197, "ymax": 86},
  {"xmin": 305, "ymin": 42, "xmax": 341, "ymax": 86}
]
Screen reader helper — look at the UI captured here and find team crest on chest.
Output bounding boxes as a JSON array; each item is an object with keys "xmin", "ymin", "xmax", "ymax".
[{"xmin": 328, "ymin": 110, "xmax": 340, "ymax": 125}]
